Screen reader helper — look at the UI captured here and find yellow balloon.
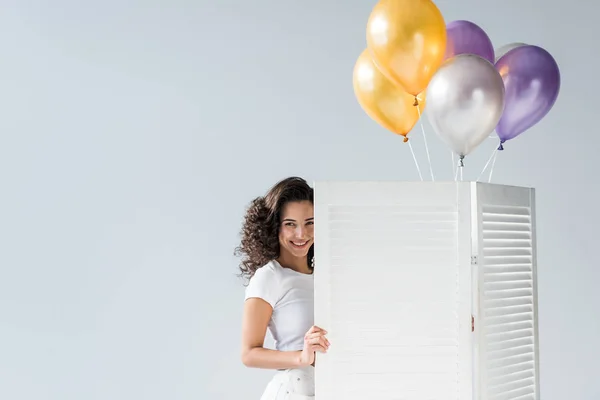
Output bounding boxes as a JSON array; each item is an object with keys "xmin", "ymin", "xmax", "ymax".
[
  {"xmin": 366, "ymin": 0, "xmax": 447, "ymax": 96},
  {"xmin": 353, "ymin": 49, "xmax": 425, "ymax": 141}
]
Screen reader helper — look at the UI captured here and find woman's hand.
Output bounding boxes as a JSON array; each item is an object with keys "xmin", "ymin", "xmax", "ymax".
[{"xmin": 299, "ymin": 325, "xmax": 330, "ymax": 367}]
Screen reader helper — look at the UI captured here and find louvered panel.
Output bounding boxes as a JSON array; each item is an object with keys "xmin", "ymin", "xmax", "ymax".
[
  {"xmin": 314, "ymin": 182, "xmax": 473, "ymax": 400},
  {"xmin": 477, "ymin": 190, "xmax": 539, "ymax": 400}
]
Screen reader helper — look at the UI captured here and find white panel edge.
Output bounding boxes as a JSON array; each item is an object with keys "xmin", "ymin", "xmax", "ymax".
[
  {"xmin": 458, "ymin": 182, "xmax": 474, "ymax": 400},
  {"xmin": 313, "ymin": 181, "xmax": 333, "ymax": 399},
  {"xmin": 530, "ymin": 188, "xmax": 541, "ymax": 399}
]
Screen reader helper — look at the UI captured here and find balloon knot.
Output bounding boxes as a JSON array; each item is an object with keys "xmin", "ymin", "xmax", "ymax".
[
  {"xmin": 413, "ymin": 97, "xmax": 419, "ymax": 107},
  {"xmin": 403, "ymin": 136, "xmax": 409, "ymax": 143},
  {"xmin": 459, "ymin": 155, "xmax": 465, "ymax": 167},
  {"xmin": 497, "ymin": 141, "xmax": 505, "ymax": 151}
]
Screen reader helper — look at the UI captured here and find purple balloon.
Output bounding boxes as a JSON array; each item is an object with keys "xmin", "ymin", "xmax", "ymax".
[
  {"xmin": 495, "ymin": 45, "xmax": 561, "ymax": 144},
  {"xmin": 444, "ymin": 20, "xmax": 495, "ymax": 64}
]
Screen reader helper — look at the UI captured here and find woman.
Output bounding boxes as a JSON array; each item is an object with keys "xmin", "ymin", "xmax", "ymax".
[{"xmin": 236, "ymin": 177, "xmax": 330, "ymax": 400}]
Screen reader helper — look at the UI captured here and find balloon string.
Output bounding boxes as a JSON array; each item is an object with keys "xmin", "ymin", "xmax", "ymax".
[
  {"xmin": 454, "ymin": 158, "xmax": 460, "ymax": 181},
  {"xmin": 415, "ymin": 104, "xmax": 434, "ymax": 181},
  {"xmin": 477, "ymin": 145, "xmax": 498, "ymax": 181},
  {"xmin": 457, "ymin": 155, "xmax": 465, "ymax": 181},
  {"xmin": 488, "ymin": 150, "xmax": 498, "ymax": 182},
  {"xmin": 408, "ymin": 140, "xmax": 423, "ymax": 181}
]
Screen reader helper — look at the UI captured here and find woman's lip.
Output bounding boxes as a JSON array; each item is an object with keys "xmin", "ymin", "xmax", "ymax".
[{"xmin": 291, "ymin": 241, "xmax": 309, "ymax": 248}]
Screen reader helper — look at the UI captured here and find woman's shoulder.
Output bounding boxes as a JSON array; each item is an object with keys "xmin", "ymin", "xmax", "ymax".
[
  {"xmin": 245, "ymin": 261, "xmax": 283, "ymax": 307},
  {"xmin": 248, "ymin": 260, "xmax": 281, "ymax": 284}
]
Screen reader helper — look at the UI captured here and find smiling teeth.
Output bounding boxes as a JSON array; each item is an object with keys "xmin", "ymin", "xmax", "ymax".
[{"xmin": 293, "ymin": 241, "xmax": 307, "ymax": 246}]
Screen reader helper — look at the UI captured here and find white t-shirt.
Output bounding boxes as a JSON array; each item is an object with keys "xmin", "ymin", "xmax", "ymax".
[{"xmin": 244, "ymin": 260, "xmax": 314, "ymax": 352}]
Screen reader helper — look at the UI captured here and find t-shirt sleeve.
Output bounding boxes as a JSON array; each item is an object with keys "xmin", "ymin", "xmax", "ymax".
[{"xmin": 244, "ymin": 266, "xmax": 280, "ymax": 309}]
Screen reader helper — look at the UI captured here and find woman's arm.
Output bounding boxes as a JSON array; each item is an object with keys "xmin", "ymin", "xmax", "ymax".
[{"xmin": 240, "ymin": 298, "xmax": 304, "ymax": 369}]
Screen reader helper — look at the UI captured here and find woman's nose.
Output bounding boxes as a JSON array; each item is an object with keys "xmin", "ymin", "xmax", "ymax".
[{"xmin": 295, "ymin": 225, "xmax": 306, "ymax": 237}]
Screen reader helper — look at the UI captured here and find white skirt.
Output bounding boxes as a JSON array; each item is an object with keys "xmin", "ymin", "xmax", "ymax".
[{"xmin": 259, "ymin": 366, "xmax": 315, "ymax": 400}]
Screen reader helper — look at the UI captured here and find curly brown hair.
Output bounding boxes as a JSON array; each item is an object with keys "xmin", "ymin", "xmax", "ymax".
[{"xmin": 235, "ymin": 177, "xmax": 314, "ymax": 282}]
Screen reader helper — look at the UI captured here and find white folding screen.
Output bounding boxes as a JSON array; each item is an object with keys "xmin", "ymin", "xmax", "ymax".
[{"xmin": 313, "ymin": 181, "xmax": 539, "ymax": 400}]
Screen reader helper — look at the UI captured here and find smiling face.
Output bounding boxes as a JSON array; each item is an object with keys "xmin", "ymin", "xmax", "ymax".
[{"xmin": 278, "ymin": 200, "xmax": 314, "ymax": 259}]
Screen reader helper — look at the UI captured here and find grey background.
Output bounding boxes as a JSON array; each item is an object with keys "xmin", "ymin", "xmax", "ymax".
[{"xmin": 0, "ymin": 0, "xmax": 597, "ymax": 399}]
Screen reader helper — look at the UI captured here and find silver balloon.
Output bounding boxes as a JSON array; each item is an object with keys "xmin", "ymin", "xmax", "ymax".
[
  {"xmin": 426, "ymin": 54, "xmax": 505, "ymax": 157},
  {"xmin": 495, "ymin": 42, "xmax": 527, "ymax": 63}
]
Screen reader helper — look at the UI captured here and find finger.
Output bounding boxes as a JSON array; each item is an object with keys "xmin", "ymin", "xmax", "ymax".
[
  {"xmin": 307, "ymin": 325, "xmax": 327, "ymax": 335},
  {"xmin": 307, "ymin": 337, "xmax": 329, "ymax": 348},
  {"xmin": 305, "ymin": 332, "xmax": 326, "ymax": 341},
  {"xmin": 305, "ymin": 330, "xmax": 327, "ymax": 341},
  {"xmin": 307, "ymin": 336, "xmax": 325, "ymax": 344},
  {"xmin": 310, "ymin": 344, "xmax": 327, "ymax": 353},
  {"xmin": 306, "ymin": 337, "xmax": 320, "ymax": 345},
  {"xmin": 306, "ymin": 333, "xmax": 330, "ymax": 349}
]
